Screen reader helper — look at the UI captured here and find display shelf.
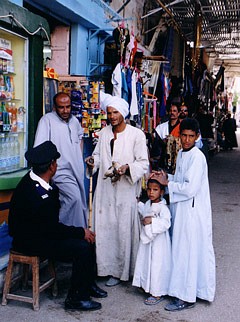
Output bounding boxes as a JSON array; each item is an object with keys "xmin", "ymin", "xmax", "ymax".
[
  {"xmin": 0, "ymin": 72, "xmax": 16, "ymax": 76},
  {"xmin": 0, "ymin": 98, "xmax": 21, "ymax": 101},
  {"xmin": 58, "ymin": 75, "xmax": 86, "ymax": 85}
]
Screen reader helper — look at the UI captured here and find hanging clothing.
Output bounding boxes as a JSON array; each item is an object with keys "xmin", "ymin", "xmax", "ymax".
[
  {"xmin": 112, "ymin": 63, "xmax": 122, "ymax": 97},
  {"xmin": 121, "ymin": 67, "xmax": 129, "ymax": 102},
  {"xmin": 34, "ymin": 111, "xmax": 87, "ymax": 228},
  {"xmin": 148, "ymin": 61, "xmax": 161, "ymax": 96},
  {"xmin": 132, "ymin": 199, "xmax": 171, "ymax": 297},
  {"xmin": 130, "ymin": 70, "xmax": 138, "ymax": 116},
  {"xmin": 125, "ymin": 33, "xmax": 135, "ymax": 66}
]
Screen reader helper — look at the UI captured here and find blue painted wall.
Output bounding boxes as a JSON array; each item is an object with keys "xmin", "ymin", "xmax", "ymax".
[
  {"xmin": 9, "ymin": 0, "xmax": 23, "ymax": 6},
  {"xmin": 23, "ymin": 0, "xmax": 115, "ymax": 75}
]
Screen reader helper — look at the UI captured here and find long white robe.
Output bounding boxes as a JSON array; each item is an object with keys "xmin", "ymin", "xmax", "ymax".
[
  {"xmin": 167, "ymin": 146, "xmax": 216, "ymax": 302},
  {"xmin": 92, "ymin": 124, "xmax": 149, "ymax": 281},
  {"xmin": 34, "ymin": 111, "xmax": 87, "ymax": 227},
  {"xmin": 132, "ymin": 199, "xmax": 171, "ymax": 297}
]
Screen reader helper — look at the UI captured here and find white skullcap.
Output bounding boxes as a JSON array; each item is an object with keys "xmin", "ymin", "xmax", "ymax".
[{"xmin": 100, "ymin": 91, "xmax": 129, "ymax": 118}]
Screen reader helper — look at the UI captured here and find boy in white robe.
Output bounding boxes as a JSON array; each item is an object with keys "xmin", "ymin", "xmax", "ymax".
[
  {"xmin": 132, "ymin": 173, "xmax": 171, "ymax": 305},
  {"xmin": 157, "ymin": 118, "xmax": 216, "ymax": 311}
]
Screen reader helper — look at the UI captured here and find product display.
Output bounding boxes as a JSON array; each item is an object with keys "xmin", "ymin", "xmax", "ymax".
[
  {"xmin": 0, "ymin": 34, "xmax": 26, "ymax": 174},
  {"xmin": 59, "ymin": 78, "xmax": 107, "ymax": 138}
]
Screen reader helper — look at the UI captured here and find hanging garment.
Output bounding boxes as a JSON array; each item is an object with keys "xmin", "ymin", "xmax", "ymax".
[
  {"xmin": 121, "ymin": 67, "xmax": 129, "ymax": 103},
  {"xmin": 112, "ymin": 63, "xmax": 122, "ymax": 97},
  {"xmin": 148, "ymin": 61, "xmax": 161, "ymax": 96},
  {"xmin": 130, "ymin": 70, "xmax": 138, "ymax": 116},
  {"xmin": 125, "ymin": 33, "xmax": 135, "ymax": 66}
]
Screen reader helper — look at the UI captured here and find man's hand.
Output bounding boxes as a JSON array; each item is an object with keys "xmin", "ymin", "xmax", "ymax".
[
  {"xmin": 85, "ymin": 156, "xmax": 94, "ymax": 168},
  {"xmin": 84, "ymin": 228, "xmax": 95, "ymax": 243},
  {"xmin": 117, "ymin": 164, "xmax": 129, "ymax": 175}
]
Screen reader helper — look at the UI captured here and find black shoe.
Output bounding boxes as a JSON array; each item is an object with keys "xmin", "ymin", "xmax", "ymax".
[
  {"xmin": 164, "ymin": 298, "xmax": 195, "ymax": 311},
  {"xmin": 65, "ymin": 297, "xmax": 102, "ymax": 311},
  {"xmin": 90, "ymin": 284, "xmax": 108, "ymax": 298}
]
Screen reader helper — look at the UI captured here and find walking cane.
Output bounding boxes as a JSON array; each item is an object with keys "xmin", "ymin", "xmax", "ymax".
[{"xmin": 88, "ymin": 158, "xmax": 94, "ymax": 229}]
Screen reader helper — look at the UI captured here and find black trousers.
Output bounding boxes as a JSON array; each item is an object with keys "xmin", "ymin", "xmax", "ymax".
[{"xmin": 13, "ymin": 238, "xmax": 96, "ymax": 300}]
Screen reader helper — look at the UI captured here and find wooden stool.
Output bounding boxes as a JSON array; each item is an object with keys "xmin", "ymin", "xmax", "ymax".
[{"xmin": 1, "ymin": 251, "xmax": 57, "ymax": 311}]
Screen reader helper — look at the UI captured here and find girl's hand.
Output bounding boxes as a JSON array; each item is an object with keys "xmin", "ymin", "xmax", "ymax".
[{"xmin": 142, "ymin": 216, "xmax": 152, "ymax": 226}]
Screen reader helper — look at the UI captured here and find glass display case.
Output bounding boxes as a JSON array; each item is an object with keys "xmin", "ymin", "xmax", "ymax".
[{"xmin": 0, "ymin": 28, "xmax": 28, "ymax": 175}]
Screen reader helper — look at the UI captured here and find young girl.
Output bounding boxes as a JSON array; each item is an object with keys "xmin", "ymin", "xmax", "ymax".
[{"xmin": 132, "ymin": 173, "xmax": 171, "ymax": 305}]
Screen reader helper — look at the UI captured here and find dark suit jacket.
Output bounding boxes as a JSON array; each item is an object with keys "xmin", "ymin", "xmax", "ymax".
[{"xmin": 8, "ymin": 172, "xmax": 85, "ymax": 255}]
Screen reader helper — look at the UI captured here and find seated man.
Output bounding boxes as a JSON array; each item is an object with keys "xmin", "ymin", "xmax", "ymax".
[{"xmin": 8, "ymin": 141, "xmax": 107, "ymax": 311}]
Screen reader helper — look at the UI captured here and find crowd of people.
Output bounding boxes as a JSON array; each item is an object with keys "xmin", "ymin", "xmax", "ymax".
[{"xmin": 10, "ymin": 91, "xmax": 236, "ymax": 313}]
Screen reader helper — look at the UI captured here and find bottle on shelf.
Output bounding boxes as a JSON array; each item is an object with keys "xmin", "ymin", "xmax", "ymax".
[
  {"xmin": 2, "ymin": 102, "xmax": 11, "ymax": 132},
  {"xmin": 0, "ymin": 133, "xmax": 6, "ymax": 173},
  {"xmin": 2, "ymin": 59, "xmax": 7, "ymax": 73},
  {"xmin": 0, "ymin": 101, "xmax": 4, "ymax": 131},
  {"xmin": 11, "ymin": 103, "xmax": 17, "ymax": 132},
  {"xmin": 4, "ymin": 136, "xmax": 11, "ymax": 172},
  {"xmin": 12, "ymin": 133, "xmax": 20, "ymax": 170},
  {"xmin": 7, "ymin": 60, "xmax": 15, "ymax": 73},
  {"xmin": 9, "ymin": 134, "xmax": 15, "ymax": 171},
  {"xmin": 0, "ymin": 75, "xmax": 6, "ymax": 99},
  {"xmin": 17, "ymin": 106, "xmax": 25, "ymax": 132}
]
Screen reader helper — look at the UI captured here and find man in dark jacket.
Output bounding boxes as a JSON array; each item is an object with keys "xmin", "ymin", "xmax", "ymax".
[{"xmin": 8, "ymin": 141, "xmax": 107, "ymax": 311}]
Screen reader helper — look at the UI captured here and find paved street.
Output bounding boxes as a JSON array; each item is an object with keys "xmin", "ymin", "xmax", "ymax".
[{"xmin": 1, "ymin": 130, "xmax": 240, "ymax": 322}]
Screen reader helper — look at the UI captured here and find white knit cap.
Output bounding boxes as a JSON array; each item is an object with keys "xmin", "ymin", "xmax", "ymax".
[{"xmin": 100, "ymin": 91, "xmax": 129, "ymax": 118}]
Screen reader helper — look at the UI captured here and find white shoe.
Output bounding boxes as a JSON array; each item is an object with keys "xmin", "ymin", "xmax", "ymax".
[{"xmin": 105, "ymin": 277, "xmax": 121, "ymax": 287}]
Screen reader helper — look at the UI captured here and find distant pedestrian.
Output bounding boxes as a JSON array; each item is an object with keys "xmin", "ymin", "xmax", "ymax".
[{"xmin": 222, "ymin": 113, "xmax": 238, "ymax": 150}]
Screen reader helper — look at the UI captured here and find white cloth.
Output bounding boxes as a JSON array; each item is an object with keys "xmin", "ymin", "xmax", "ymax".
[
  {"xmin": 29, "ymin": 170, "xmax": 52, "ymax": 191},
  {"xmin": 129, "ymin": 70, "xmax": 138, "ymax": 116},
  {"xmin": 34, "ymin": 111, "xmax": 87, "ymax": 227},
  {"xmin": 99, "ymin": 91, "xmax": 112, "ymax": 112},
  {"xmin": 112, "ymin": 63, "xmax": 122, "ymax": 97},
  {"xmin": 132, "ymin": 199, "xmax": 171, "ymax": 297},
  {"xmin": 148, "ymin": 61, "xmax": 161, "ymax": 96},
  {"xmin": 92, "ymin": 124, "xmax": 149, "ymax": 281},
  {"xmin": 167, "ymin": 147, "xmax": 216, "ymax": 302},
  {"xmin": 155, "ymin": 121, "xmax": 169, "ymax": 139},
  {"xmin": 125, "ymin": 33, "xmax": 135, "ymax": 66},
  {"xmin": 102, "ymin": 95, "xmax": 129, "ymax": 118}
]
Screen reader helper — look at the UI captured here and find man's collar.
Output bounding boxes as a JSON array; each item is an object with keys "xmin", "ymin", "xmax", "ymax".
[
  {"xmin": 53, "ymin": 110, "xmax": 72, "ymax": 123},
  {"xmin": 29, "ymin": 170, "xmax": 52, "ymax": 191}
]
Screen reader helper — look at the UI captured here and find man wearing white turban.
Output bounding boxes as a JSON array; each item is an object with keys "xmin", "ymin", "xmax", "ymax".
[{"xmin": 86, "ymin": 94, "xmax": 149, "ymax": 286}]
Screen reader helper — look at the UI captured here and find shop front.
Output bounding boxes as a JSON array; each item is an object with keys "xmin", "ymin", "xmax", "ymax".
[{"xmin": 0, "ymin": 0, "xmax": 49, "ymax": 275}]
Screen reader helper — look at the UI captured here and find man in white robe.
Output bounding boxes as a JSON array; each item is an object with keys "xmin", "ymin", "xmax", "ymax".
[
  {"xmin": 86, "ymin": 94, "xmax": 149, "ymax": 286},
  {"xmin": 34, "ymin": 92, "xmax": 87, "ymax": 228},
  {"xmin": 158, "ymin": 118, "xmax": 216, "ymax": 311}
]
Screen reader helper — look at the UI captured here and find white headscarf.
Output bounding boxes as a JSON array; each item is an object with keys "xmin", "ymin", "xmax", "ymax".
[{"xmin": 100, "ymin": 91, "xmax": 129, "ymax": 118}]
